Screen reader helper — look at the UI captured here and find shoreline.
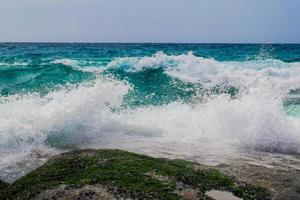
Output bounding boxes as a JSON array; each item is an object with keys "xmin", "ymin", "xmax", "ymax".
[
  {"xmin": 1, "ymin": 149, "xmax": 300, "ymax": 199},
  {"xmin": 0, "ymin": 149, "xmax": 273, "ymax": 200}
]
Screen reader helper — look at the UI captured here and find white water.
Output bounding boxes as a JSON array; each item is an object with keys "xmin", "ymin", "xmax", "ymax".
[{"xmin": 1, "ymin": 53, "xmax": 300, "ymax": 182}]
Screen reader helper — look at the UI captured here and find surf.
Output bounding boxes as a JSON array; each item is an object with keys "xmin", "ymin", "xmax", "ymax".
[{"xmin": 1, "ymin": 44, "xmax": 300, "ymax": 182}]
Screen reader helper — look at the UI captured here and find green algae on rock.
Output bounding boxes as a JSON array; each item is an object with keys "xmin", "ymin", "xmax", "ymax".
[
  {"xmin": 0, "ymin": 149, "xmax": 271, "ymax": 200},
  {"xmin": 0, "ymin": 180, "xmax": 8, "ymax": 192}
]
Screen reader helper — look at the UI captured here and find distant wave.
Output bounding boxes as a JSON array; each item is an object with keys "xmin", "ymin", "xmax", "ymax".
[
  {"xmin": 51, "ymin": 52, "xmax": 300, "ymax": 91},
  {"xmin": 0, "ymin": 62, "xmax": 28, "ymax": 67},
  {"xmin": 102, "ymin": 52, "xmax": 300, "ymax": 88},
  {"xmin": 51, "ymin": 58, "xmax": 107, "ymax": 73}
]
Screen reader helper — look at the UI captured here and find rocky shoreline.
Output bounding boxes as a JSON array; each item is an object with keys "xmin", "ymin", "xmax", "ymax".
[
  {"xmin": 0, "ymin": 149, "xmax": 272, "ymax": 200},
  {"xmin": 216, "ymin": 161, "xmax": 300, "ymax": 200}
]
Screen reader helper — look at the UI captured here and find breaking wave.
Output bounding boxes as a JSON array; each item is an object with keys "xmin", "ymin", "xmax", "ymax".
[{"xmin": 1, "ymin": 52, "xmax": 300, "ymax": 181}]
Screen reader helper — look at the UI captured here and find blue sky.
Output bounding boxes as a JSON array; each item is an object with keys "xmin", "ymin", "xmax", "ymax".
[{"xmin": 0, "ymin": 0, "xmax": 299, "ymax": 43}]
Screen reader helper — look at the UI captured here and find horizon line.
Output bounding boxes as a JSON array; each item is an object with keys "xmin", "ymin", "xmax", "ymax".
[{"xmin": 0, "ymin": 41, "xmax": 300, "ymax": 45}]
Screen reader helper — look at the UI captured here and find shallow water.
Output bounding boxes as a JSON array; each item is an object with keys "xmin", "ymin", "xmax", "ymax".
[{"xmin": 0, "ymin": 43, "xmax": 300, "ymax": 183}]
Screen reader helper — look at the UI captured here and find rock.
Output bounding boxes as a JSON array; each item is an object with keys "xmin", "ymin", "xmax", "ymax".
[
  {"xmin": 217, "ymin": 162, "xmax": 300, "ymax": 200},
  {"xmin": 205, "ymin": 190, "xmax": 242, "ymax": 200},
  {"xmin": 0, "ymin": 149, "xmax": 271, "ymax": 200},
  {"xmin": 0, "ymin": 180, "xmax": 8, "ymax": 191},
  {"xmin": 180, "ymin": 188, "xmax": 199, "ymax": 200},
  {"xmin": 33, "ymin": 185, "xmax": 113, "ymax": 200}
]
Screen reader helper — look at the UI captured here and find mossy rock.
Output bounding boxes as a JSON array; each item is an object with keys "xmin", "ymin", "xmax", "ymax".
[
  {"xmin": 0, "ymin": 149, "xmax": 271, "ymax": 200},
  {"xmin": 0, "ymin": 180, "xmax": 8, "ymax": 192}
]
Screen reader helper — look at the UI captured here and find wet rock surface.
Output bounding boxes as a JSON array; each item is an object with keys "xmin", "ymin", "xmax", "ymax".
[
  {"xmin": 216, "ymin": 163, "xmax": 300, "ymax": 200},
  {"xmin": 33, "ymin": 185, "xmax": 114, "ymax": 200}
]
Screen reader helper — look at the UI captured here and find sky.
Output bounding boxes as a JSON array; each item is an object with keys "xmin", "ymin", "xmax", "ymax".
[{"xmin": 0, "ymin": 0, "xmax": 299, "ymax": 43}]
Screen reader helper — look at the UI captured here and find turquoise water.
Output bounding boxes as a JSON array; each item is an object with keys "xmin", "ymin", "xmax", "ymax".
[
  {"xmin": 1, "ymin": 43, "xmax": 300, "ymax": 111},
  {"xmin": 1, "ymin": 43, "xmax": 300, "ymax": 181},
  {"xmin": 1, "ymin": 43, "xmax": 300, "ymax": 105}
]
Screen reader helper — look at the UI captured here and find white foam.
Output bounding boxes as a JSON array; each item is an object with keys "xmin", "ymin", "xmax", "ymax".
[
  {"xmin": 0, "ymin": 77, "xmax": 131, "ymax": 181},
  {"xmin": 108, "ymin": 94, "xmax": 300, "ymax": 153}
]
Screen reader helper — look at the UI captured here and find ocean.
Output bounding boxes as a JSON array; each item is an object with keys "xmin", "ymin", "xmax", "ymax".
[{"xmin": 1, "ymin": 43, "xmax": 300, "ymax": 182}]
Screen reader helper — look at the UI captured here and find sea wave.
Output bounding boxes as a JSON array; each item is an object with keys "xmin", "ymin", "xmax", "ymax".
[
  {"xmin": 1, "ymin": 53, "xmax": 299, "ymax": 153},
  {"xmin": 52, "ymin": 53, "xmax": 300, "ymax": 96},
  {"xmin": 103, "ymin": 52, "xmax": 300, "ymax": 91},
  {"xmin": 1, "ymin": 52, "xmax": 300, "ymax": 181},
  {"xmin": 1, "ymin": 77, "xmax": 299, "ymax": 150}
]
